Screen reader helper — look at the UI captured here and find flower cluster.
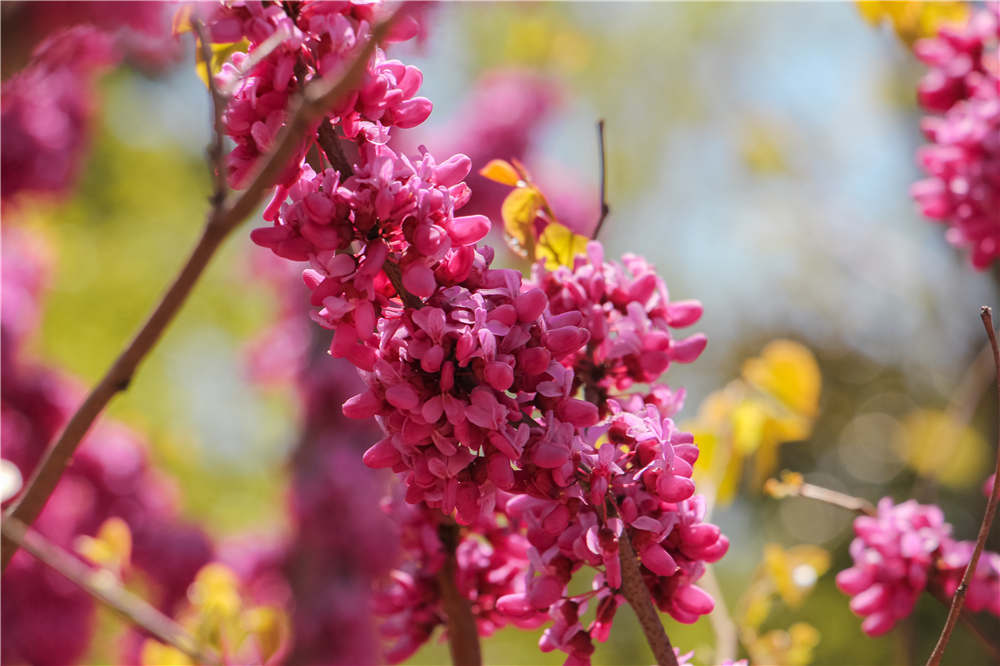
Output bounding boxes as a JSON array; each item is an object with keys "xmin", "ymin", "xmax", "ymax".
[
  {"xmin": 376, "ymin": 493, "xmax": 541, "ymax": 664},
  {"xmin": 201, "ymin": 1, "xmax": 428, "ymax": 188},
  {"xmin": 229, "ymin": 2, "xmax": 724, "ymax": 663},
  {"xmin": 346, "ymin": 251, "xmax": 596, "ymax": 521},
  {"xmin": 252, "ymin": 144, "xmax": 492, "ymax": 370},
  {"xmin": 911, "ymin": 6, "xmax": 1000, "ymax": 269},
  {"xmin": 531, "ymin": 242, "xmax": 706, "ymax": 419},
  {"xmin": 1, "ymin": 229, "xmax": 213, "ymax": 666},
  {"xmin": 835, "ymin": 497, "xmax": 1000, "ymax": 637},
  {"xmin": 499, "ymin": 404, "xmax": 728, "ymax": 663}
]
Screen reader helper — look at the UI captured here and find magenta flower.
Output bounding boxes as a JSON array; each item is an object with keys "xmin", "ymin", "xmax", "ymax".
[{"xmin": 911, "ymin": 5, "xmax": 1000, "ymax": 269}]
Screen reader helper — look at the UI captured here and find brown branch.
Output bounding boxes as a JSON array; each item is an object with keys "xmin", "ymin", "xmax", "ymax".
[
  {"xmin": 382, "ymin": 260, "xmax": 424, "ymax": 310},
  {"xmin": 592, "ymin": 119, "xmax": 610, "ymax": 240},
  {"xmin": 191, "ymin": 18, "xmax": 228, "ymax": 204},
  {"xmin": 1, "ymin": 516, "xmax": 217, "ymax": 664},
  {"xmin": 436, "ymin": 522, "xmax": 482, "ymax": 666},
  {"xmin": 927, "ymin": 588, "xmax": 1000, "ymax": 662},
  {"xmin": 617, "ymin": 530, "xmax": 679, "ymax": 666},
  {"xmin": 316, "ymin": 121, "xmax": 355, "ymax": 177},
  {"xmin": 1, "ymin": 11, "xmax": 401, "ymax": 571},
  {"xmin": 765, "ymin": 473, "xmax": 876, "ymax": 516},
  {"xmin": 926, "ymin": 306, "xmax": 1000, "ymax": 666}
]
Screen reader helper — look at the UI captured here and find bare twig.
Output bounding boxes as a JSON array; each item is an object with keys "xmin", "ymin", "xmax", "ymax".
[
  {"xmin": 592, "ymin": 119, "xmax": 610, "ymax": 240},
  {"xmin": 765, "ymin": 473, "xmax": 876, "ymax": 516},
  {"xmin": 191, "ymin": 18, "xmax": 229, "ymax": 203},
  {"xmin": 1, "ymin": 516, "xmax": 216, "ymax": 664},
  {"xmin": 436, "ymin": 522, "xmax": 482, "ymax": 666},
  {"xmin": 618, "ymin": 530, "xmax": 679, "ymax": 666},
  {"xmin": 926, "ymin": 306, "xmax": 1000, "ymax": 666},
  {"xmin": 927, "ymin": 588, "xmax": 1000, "ymax": 662},
  {"xmin": 2, "ymin": 11, "xmax": 400, "ymax": 571}
]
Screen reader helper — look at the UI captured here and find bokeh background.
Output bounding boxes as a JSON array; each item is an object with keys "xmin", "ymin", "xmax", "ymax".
[{"xmin": 3, "ymin": 2, "xmax": 998, "ymax": 665}]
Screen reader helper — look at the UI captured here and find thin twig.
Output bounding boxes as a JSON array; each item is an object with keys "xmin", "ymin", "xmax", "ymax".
[
  {"xmin": 617, "ymin": 530, "xmax": 679, "ymax": 666},
  {"xmin": 926, "ymin": 306, "xmax": 1000, "ymax": 666},
  {"xmin": 191, "ymin": 18, "xmax": 228, "ymax": 203},
  {"xmin": 436, "ymin": 522, "xmax": 482, "ymax": 666},
  {"xmin": 1, "ymin": 11, "xmax": 400, "ymax": 571},
  {"xmin": 927, "ymin": 588, "xmax": 1000, "ymax": 662},
  {"xmin": 592, "ymin": 119, "xmax": 610, "ymax": 240},
  {"xmin": 2, "ymin": 516, "xmax": 217, "ymax": 664},
  {"xmin": 766, "ymin": 474, "xmax": 876, "ymax": 516}
]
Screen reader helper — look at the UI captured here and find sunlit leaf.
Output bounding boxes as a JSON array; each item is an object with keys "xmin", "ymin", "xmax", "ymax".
[
  {"xmin": 536, "ymin": 221, "xmax": 589, "ymax": 268},
  {"xmin": 243, "ymin": 606, "xmax": 290, "ymax": 663},
  {"xmin": 764, "ymin": 470, "xmax": 805, "ymax": 499},
  {"xmin": 763, "ymin": 544, "xmax": 831, "ymax": 608},
  {"xmin": 479, "ymin": 159, "xmax": 521, "ymax": 187},
  {"xmin": 141, "ymin": 640, "xmax": 193, "ymax": 666},
  {"xmin": 856, "ymin": 1, "xmax": 970, "ymax": 46},
  {"xmin": 740, "ymin": 579, "xmax": 774, "ymax": 631},
  {"xmin": 894, "ymin": 408, "xmax": 989, "ymax": 488},
  {"xmin": 742, "ymin": 340, "xmax": 820, "ymax": 419},
  {"xmin": 748, "ymin": 622, "xmax": 821, "ymax": 666},
  {"xmin": 501, "ymin": 186, "xmax": 542, "ymax": 258},
  {"xmin": 75, "ymin": 517, "xmax": 132, "ymax": 575},
  {"xmin": 195, "ymin": 39, "xmax": 250, "ymax": 89}
]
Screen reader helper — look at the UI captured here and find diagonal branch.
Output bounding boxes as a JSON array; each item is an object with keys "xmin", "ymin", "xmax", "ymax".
[
  {"xmin": 2, "ymin": 516, "xmax": 217, "ymax": 665},
  {"xmin": 1, "ymin": 11, "xmax": 400, "ymax": 571},
  {"xmin": 926, "ymin": 306, "xmax": 1000, "ymax": 666}
]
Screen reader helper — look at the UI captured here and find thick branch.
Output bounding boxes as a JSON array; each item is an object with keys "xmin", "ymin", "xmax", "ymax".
[
  {"xmin": 618, "ymin": 531, "xmax": 679, "ymax": 666},
  {"xmin": 1, "ymin": 12, "xmax": 400, "ymax": 570},
  {"xmin": 926, "ymin": 306, "xmax": 1000, "ymax": 666},
  {"xmin": 2, "ymin": 517, "xmax": 216, "ymax": 664},
  {"xmin": 436, "ymin": 522, "xmax": 482, "ymax": 666}
]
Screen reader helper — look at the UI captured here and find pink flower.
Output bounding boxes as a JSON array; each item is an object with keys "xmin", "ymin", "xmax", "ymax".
[
  {"xmin": 911, "ymin": 6, "xmax": 1000, "ymax": 269},
  {"xmin": 835, "ymin": 498, "xmax": 951, "ymax": 636}
]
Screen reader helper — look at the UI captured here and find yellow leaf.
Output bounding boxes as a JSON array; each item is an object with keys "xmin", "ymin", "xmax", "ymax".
[
  {"xmin": 748, "ymin": 622, "xmax": 821, "ymax": 666},
  {"xmin": 501, "ymin": 187, "xmax": 542, "ymax": 258},
  {"xmin": 75, "ymin": 517, "xmax": 132, "ymax": 574},
  {"xmin": 732, "ymin": 400, "xmax": 768, "ymax": 455},
  {"xmin": 242, "ymin": 606, "xmax": 290, "ymax": 663},
  {"xmin": 536, "ymin": 221, "xmax": 589, "ymax": 269},
  {"xmin": 763, "ymin": 544, "xmax": 831, "ymax": 608},
  {"xmin": 479, "ymin": 159, "xmax": 521, "ymax": 187},
  {"xmin": 856, "ymin": 1, "xmax": 970, "ymax": 46},
  {"xmin": 894, "ymin": 409, "xmax": 989, "ymax": 488},
  {"xmin": 172, "ymin": 4, "xmax": 193, "ymax": 36},
  {"xmin": 739, "ymin": 579, "xmax": 773, "ymax": 631},
  {"xmin": 141, "ymin": 640, "xmax": 193, "ymax": 666},
  {"xmin": 742, "ymin": 340, "xmax": 821, "ymax": 419},
  {"xmin": 195, "ymin": 39, "xmax": 250, "ymax": 89}
]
